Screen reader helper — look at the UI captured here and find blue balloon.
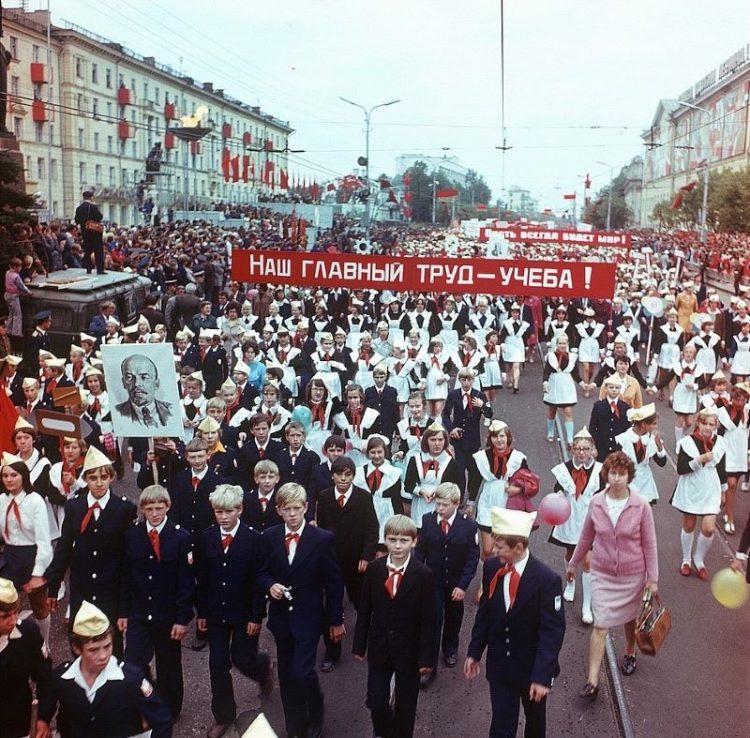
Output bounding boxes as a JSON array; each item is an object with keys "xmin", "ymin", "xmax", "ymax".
[{"xmin": 291, "ymin": 405, "xmax": 313, "ymax": 429}]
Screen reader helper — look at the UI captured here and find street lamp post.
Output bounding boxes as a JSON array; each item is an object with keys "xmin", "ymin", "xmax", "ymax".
[
  {"xmin": 678, "ymin": 101, "xmax": 710, "ymax": 244},
  {"xmin": 596, "ymin": 160, "xmax": 614, "ymax": 231},
  {"xmin": 340, "ymin": 97, "xmax": 400, "ymax": 238}
]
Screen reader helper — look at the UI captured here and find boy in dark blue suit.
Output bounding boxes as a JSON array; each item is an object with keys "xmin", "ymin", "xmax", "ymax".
[
  {"xmin": 241, "ymin": 459, "xmax": 284, "ymax": 531},
  {"xmin": 416, "ymin": 482, "xmax": 479, "ymax": 686},
  {"xmin": 276, "ymin": 421, "xmax": 321, "ymax": 487},
  {"xmin": 236, "ymin": 414, "xmax": 285, "ymax": 484},
  {"xmin": 465, "ymin": 508, "xmax": 566, "ymax": 738},
  {"xmin": 307, "ymin": 435, "xmax": 346, "ymax": 518},
  {"xmin": 119, "ymin": 485, "xmax": 194, "ymax": 721},
  {"xmin": 365, "ymin": 363, "xmax": 399, "ymax": 442},
  {"xmin": 196, "ymin": 484, "xmax": 273, "ymax": 738},
  {"xmin": 353, "ymin": 514, "xmax": 437, "ymax": 738},
  {"xmin": 588, "ymin": 376, "xmax": 632, "ymax": 462},
  {"xmin": 260, "ymin": 483, "xmax": 345, "ymax": 738},
  {"xmin": 442, "ymin": 367, "xmax": 493, "ymax": 489}
]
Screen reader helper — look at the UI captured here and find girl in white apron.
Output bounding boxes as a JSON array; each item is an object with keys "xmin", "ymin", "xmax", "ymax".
[
  {"xmin": 499, "ymin": 303, "xmax": 530, "ymax": 394},
  {"xmin": 394, "ymin": 393, "xmax": 434, "ymax": 474},
  {"xmin": 453, "ymin": 334, "xmax": 484, "ymax": 392},
  {"xmin": 421, "ymin": 337, "xmax": 454, "ymax": 417},
  {"xmin": 542, "ymin": 334, "xmax": 586, "ymax": 446},
  {"xmin": 344, "ymin": 303, "xmax": 369, "ymax": 350},
  {"xmin": 729, "ymin": 320, "xmax": 750, "ymax": 381},
  {"xmin": 437, "ymin": 296, "xmax": 463, "ymax": 353},
  {"xmin": 83, "ymin": 367, "xmax": 113, "ymax": 436},
  {"xmin": 267, "ymin": 330, "xmax": 301, "ymax": 401},
  {"xmin": 688, "ymin": 317, "xmax": 722, "ymax": 378},
  {"xmin": 402, "ymin": 423, "xmax": 462, "ymax": 528},
  {"xmin": 651, "ymin": 308, "xmax": 684, "ymax": 402},
  {"xmin": 468, "ymin": 420, "xmax": 528, "ymax": 558},
  {"xmin": 13, "ymin": 418, "xmax": 51, "ymax": 497},
  {"xmin": 355, "ymin": 435, "xmax": 403, "ymax": 548},
  {"xmin": 255, "ymin": 382, "xmax": 291, "ymax": 440},
  {"xmin": 544, "ymin": 306, "xmax": 571, "ymax": 349},
  {"xmin": 615, "ymin": 404, "xmax": 666, "ymax": 505},
  {"xmin": 352, "ymin": 333, "xmax": 384, "ymax": 391},
  {"xmin": 672, "ymin": 407, "xmax": 727, "ymax": 580},
  {"xmin": 386, "ymin": 342, "xmax": 415, "ymax": 412},
  {"xmin": 715, "ymin": 384, "xmax": 750, "ymax": 535},
  {"xmin": 303, "ymin": 376, "xmax": 338, "ymax": 458},
  {"xmin": 404, "ymin": 298, "xmax": 433, "ymax": 346},
  {"xmin": 43, "ymin": 437, "xmax": 86, "ymax": 541},
  {"xmin": 372, "ymin": 322, "xmax": 393, "ymax": 360},
  {"xmin": 385, "ymin": 299, "xmax": 406, "ymax": 345},
  {"xmin": 614, "ymin": 314, "xmax": 640, "ymax": 363},
  {"xmin": 65, "ymin": 345, "xmax": 89, "ymax": 387},
  {"xmin": 468, "ymin": 296, "xmax": 497, "ymax": 347},
  {"xmin": 180, "ymin": 371, "xmax": 208, "ymax": 443},
  {"xmin": 700, "ymin": 371, "xmax": 731, "ymax": 410},
  {"xmin": 575, "ymin": 309, "xmax": 605, "ymax": 393},
  {"xmin": 311, "ymin": 332, "xmax": 346, "ymax": 401},
  {"xmin": 548, "ymin": 427, "xmax": 603, "ymax": 624},
  {"xmin": 480, "ymin": 330, "xmax": 503, "ymax": 407},
  {"xmin": 333, "ymin": 383, "xmax": 380, "ymax": 467}
]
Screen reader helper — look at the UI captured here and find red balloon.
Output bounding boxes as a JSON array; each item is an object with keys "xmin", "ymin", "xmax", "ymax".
[{"xmin": 538, "ymin": 493, "xmax": 571, "ymax": 526}]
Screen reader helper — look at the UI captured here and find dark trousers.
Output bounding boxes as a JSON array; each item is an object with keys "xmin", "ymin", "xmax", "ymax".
[
  {"xmin": 434, "ymin": 584, "xmax": 464, "ymax": 659},
  {"xmin": 207, "ymin": 623, "xmax": 269, "ymax": 724},
  {"xmin": 83, "ymin": 240, "xmax": 105, "ymax": 274},
  {"xmin": 275, "ymin": 635, "xmax": 323, "ymax": 736},
  {"xmin": 488, "ymin": 680, "xmax": 547, "ymax": 738},
  {"xmin": 125, "ymin": 619, "xmax": 183, "ymax": 719},
  {"xmin": 452, "ymin": 446, "xmax": 476, "ymax": 496},
  {"xmin": 323, "ymin": 568, "xmax": 362, "ymax": 661},
  {"xmin": 366, "ymin": 663, "xmax": 421, "ymax": 738}
]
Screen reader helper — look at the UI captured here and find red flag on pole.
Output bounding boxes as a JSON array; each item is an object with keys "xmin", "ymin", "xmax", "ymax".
[
  {"xmin": 563, "ymin": 193, "xmax": 576, "ymax": 200},
  {"xmin": 221, "ymin": 148, "xmax": 231, "ymax": 182}
]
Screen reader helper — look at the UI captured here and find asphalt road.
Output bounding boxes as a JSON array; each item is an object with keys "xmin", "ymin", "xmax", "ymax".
[{"xmin": 45, "ymin": 353, "xmax": 750, "ymax": 738}]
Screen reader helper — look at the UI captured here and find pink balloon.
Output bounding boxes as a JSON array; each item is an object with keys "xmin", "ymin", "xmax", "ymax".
[
  {"xmin": 538, "ymin": 493, "xmax": 571, "ymax": 526},
  {"xmin": 247, "ymin": 288, "xmax": 259, "ymax": 299}
]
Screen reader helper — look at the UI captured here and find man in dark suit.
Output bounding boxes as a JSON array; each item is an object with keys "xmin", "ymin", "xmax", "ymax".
[
  {"xmin": 45, "ymin": 446, "xmax": 137, "ymax": 657},
  {"xmin": 115, "ymin": 354, "xmax": 175, "ymax": 429},
  {"xmin": 260, "ymin": 484, "xmax": 345, "ymax": 738},
  {"xmin": 465, "ymin": 508, "xmax": 565, "ymax": 738},
  {"xmin": 365, "ymin": 366, "xmax": 399, "ymax": 442},
  {"xmin": 316, "ymin": 456, "xmax": 379, "ymax": 672},
  {"xmin": 73, "ymin": 189, "xmax": 105, "ymax": 274},
  {"xmin": 120, "ymin": 486, "xmax": 194, "ymax": 720},
  {"xmin": 198, "ymin": 331, "xmax": 228, "ymax": 400},
  {"xmin": 353, "ymin": 514, "xmax": 437, "ymax": 738},
  {"xmin": 236, "ymin": 414, "xmax": 285, "ymax": 484},
  {"xmin": 442, "ymin": 367, "xmax": 493, "ymax": 489},
  {"xmin": 240, "ymin": 459, "xmax": 284, "ymax": 532},
  {"xmin": 589, "ymin": 376, "xmax": 632, "ymax": 462},
  {"xmin": 22, "ymin": 310, "xmax": 52, "ymax": 377}
]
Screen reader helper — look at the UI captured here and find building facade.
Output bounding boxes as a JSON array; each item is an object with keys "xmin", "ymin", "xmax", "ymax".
[
  {"xmin": 3, "ymin": 7, "xmax": 292, "ymax": 225},
  {"xmin": 395, "ymin": 153, "xmax": 469, "ymax": 187},
  {"xmin": 640, "ymin": 44, "xmax": 750, "ymax": 225}
]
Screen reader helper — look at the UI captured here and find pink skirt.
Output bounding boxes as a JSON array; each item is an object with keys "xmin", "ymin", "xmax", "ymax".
[{"xmin": 591, "ymin": 570, "xmax": 646, "ymax": 628}]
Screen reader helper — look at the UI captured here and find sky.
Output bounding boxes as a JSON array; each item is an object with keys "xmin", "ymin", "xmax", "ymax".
[{"xmin": 18, "ymin": 0, "xmax": 750, "ymax": 210}]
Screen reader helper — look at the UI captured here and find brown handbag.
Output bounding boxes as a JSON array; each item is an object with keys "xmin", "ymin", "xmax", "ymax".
[{"xmin": 635, "ymin": 591, "xmax": 671, "ymax": 655}]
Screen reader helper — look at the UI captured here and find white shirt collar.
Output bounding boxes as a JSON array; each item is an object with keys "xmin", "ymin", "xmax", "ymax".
[
  {"xmin": 62, "ymin": 655, "xmax": 124, "ymax": 702},
  {"xmin": 440, "ymin": 510, "xmax": 458, "ymax": 527},
  {"xmin": 386, "ymin": 553, "xmax": 410, "ymax": 572},
  {"xmin": 512, "ymin": 549, "xmax": 530, "ymax": 577},
  {"xmin": 285, "ymin": 520, "xmax": 305, "ymax": 538},
  {"xmin": 86, "ymin": 490, "xmax": 110, "ymax": 509},
  {"xmin": 191, "ymin": 466, "xmax": 208, "ymax": 480},
  {"xmin": 335, "ymin": 485, "xmax": 353, "ymax": 503},
  {"xmin": 148, "ymin": 518, "xmax": 167, "ymax": 535},
  {"xmin": 0, "ymin": 625, "xmax": 22, "ymax": 654},
  {"xmin": 220, "ymin": 521, "xmax": 241, "ymax": 539}
]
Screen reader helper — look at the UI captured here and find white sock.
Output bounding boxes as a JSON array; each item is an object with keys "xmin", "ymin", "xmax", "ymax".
[
  {"xmin": 680, "ymin": 529, "xmax": 694, "ymax": 564},
  {"xmin": 674, "ymin": 426, "xmax": 684, "ymax": 445},
  {"xmin": 564, "ymin": 421, "xmax": 574, "ymax": 444},
  {"xmin": 546, "ymin": 419, "xmax": 555, "ymax": 437},
  {"xmin": 37, "ymin": 614, "xmax": 51, "ymax": 645},
  {"xmin": 581, "ymin": 572, "xmax": 592, "ymax": 612},
  {"xmin": 693, "ymin": 533, "xmax": 714, "ymax": 568}
]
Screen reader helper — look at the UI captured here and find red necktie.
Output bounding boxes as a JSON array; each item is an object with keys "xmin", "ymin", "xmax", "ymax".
[
  {"xmin": 277, "ymin": 349, "xmax": 288, "ymax": 363},
  {"xmin": 462, "ymin": 352, "xmax": 471, "ymax": 367},
  {"xmin": 323, "ymin": 353, "xmax": 330, "ymax": 361},
  {"xmin": 695, "ymin": 433, "xmax": 714, "ymax": 452},
  {"xmin": 492, "ymin": 449, "xmax": 510, "ymax": 477},
  {"xmin": 222, "ymin": 534, "xmax": 233, "ymax": 551},
  {"xmin": 284, "ymin": 531, "xmax": 299, "ymax": 553},
  {"xmin": 73, "ymin": 364, "xmax": 82, "ymax": 381},
  {"xmin": 488, "ymin": 562, "xmax": 520, "ymax": 608},
  {"xmin": 411, "ymin": 424, "xmax": 422, "ymax": 439},
  {"xmin": 90, "ymin": 398, "xmax": 101, "ymax": 416},
  {"xmin": 555, "ymin": 351, "xmax": 568, "ymax": 370},
  {"xmin": 291, "ymin": 453, "xmax": 297, "ymax": 466},
  {"xmin": 4, "ymin": 498, "xmax": 22, "ymax": 538},
  {"xmin": 394, "ymin": 362, "xmax": 403, "ymax": 374},
  {"xmin": 47, "ymin": 379, "xmax": 57, "ymax": 393},
  {"xmin": 80, "ymin": 501, "xmax": 101, "ymax": 534},
  {"xmin": 440, "ymin": 519, "xmax": 450, "ymax": 536},
  {"xmin": 408, "ymin": 348, "xmax": 418, "ymax": 359},
  {"xmin": 570, "ymin": 466, "xmax": 588, "ymax": 499},
  {"xmin": 312, "ymin": 403, "xmax": 326, "ymax": 425},
  {"xmin": 634, "ymin": 439, "xmax": 646, "ymax": 463},
  {"xmin": 337, "ymin": 494, "xmax": 346, "ymax": 508},
  {"xmin": 192, "ymin": 476, "xmax": 200, "ymax": 490},
  {"xmin": 258, "ymin": 446, "xmax": 265, "ymax": 459},
  {"xmin": 200, "ymin": 349, "xmax": 206, "ymax": 361},
  {"xmin": 431, "ymin": 356, "xmax": 440, "ymax": 367},
  {"xmin": 610, "ymin": 401, "xmax": 619, "ymax": 418},
  {"xmin": 385, "ymin": 565, "xmax": 403, "ymax": 599},
  {"xmin": 266, "ymin": 410, "xmax": 275, "ymax": 424},
  {"xmin": 260, "ymin": 496, "xmax": 269, "ymax": 512},
  {"xmin": 26, "ymin": 402, "xmax": 32, "ymax": 416},
  {"xmin": 464, "ymin": 393, "xmax": 473, "ymax": 414},
  {"xmin": 367, "ymin": 468, "xmax": 382, "ymax": 493},
  {"xmin": 149, "ymin": 529, "xmax": 161, "ymax": 561},
  {"xmin": 422, "ymin": 459, "xmax": 438, "ymax": 476},
  {"xmin": 682, "ymin": 366, "xmax": 693, "ymax": 379},
  {"xmin": 350, "ymin": 410, "xmax": 362, "ymax": 434},
  {"xmin": 731, "ymin": 408, "xmax": 744, "ymax": 426},
  {"xmin": 62, "ymin": 462, "xmax": 78, "ymax": 495}
]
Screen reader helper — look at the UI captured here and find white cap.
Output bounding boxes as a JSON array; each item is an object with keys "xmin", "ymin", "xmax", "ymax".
[
  {"xmin": 197, "ymin": 416, "xmax": 220, "ymax": 432},
  {"xmin": 72, "ymin": 600, "xmax": 110, "ymax": 637},
  {"xmin": 82, "ymin": 445, "xmax": 112, "ymax": 473},
  {"xmin": 490, "ymin": 507, "xmax": 537, "ymax": 538},
  {"xmin": 0, "ymin": 577, "xmax": 19, "ymax": 605},
  {"xmin": 626, "ymin": 403, "xmax": 656, "ymax": 422}
]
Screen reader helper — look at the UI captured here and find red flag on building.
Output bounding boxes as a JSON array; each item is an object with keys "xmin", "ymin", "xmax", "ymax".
[
  {"xmin": 231, "ymin": 156, "xmax": 240, "ymax": 182},
  {"xmin": 280, "ymin": 168, "xmax": 289, "ymax": 190},
  {"xmin": 242, "ymin": 155, "xmax": 250, "ymax": 183},
  {"xmin": 436, "ymin": 188, "xmax": 459, "ymax": 199},
  {"xmin": 671, "ymin": 181, "xmax": 697, "ymax": 209},
  {"xmin": 221, "ymin": 148, "xmax": 231, "ymax": 182}
]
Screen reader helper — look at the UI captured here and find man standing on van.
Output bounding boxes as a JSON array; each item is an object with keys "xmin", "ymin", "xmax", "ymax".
[{"xmin": 74, "ymin": 189, "xmax": 105, "ymax": 275}]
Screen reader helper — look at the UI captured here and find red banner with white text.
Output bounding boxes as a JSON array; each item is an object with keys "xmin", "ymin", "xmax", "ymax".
[
  {"xmin": 232, "ymin": 251, "xmax": 617, "ymax": 299},
  {"xmin": 499, "ymin": 227, "xmax": 631, "ymax": 248}
]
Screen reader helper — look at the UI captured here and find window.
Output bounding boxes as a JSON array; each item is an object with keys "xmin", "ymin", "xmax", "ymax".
[
  {"xmin": 130, "ymin": 78, "xmax": 136, "ymax": 91},
  {"xmin": 9, "ymin": 37, "xmax": 18, "ymax": 59},
  {"xmin": 76, "ymin": 94, "xmax": 83, "ymax": 112},
  {"xmin": 131, "ymin": 141, "xmax": 137, "ymax": 158},
  {"xmin": 49, "ymin": 125, "xmax": 54, "ymax": 143},
  {"xmin": 95, "ymin": 164, "xmax": 102, "ymax": 184},
  {"xmin": 92, "ymin": 98, "xmax": 99, "ymax": 117},
  {"xmin": 36, "ymin": 157, "xmax": 45, "ymax": 180},
  {"xmin": 107, "ymin": 136, "xmax": 113, "ymax": 154},
  {"xmin": 130, "ymin": 109, "xmax": 136, "ymax": 123},
  {"xmin": 121, "ymin": 168, "xmax": 127, "ymax": 185},
  {"xmin": 75, "ymin": 56, "xmax": 83, "ymax": 79},
  {"xmin": 154, "ymin": 86, "xmax": 160, "ymax": 104},
  {"xmin": 109, "ymin": 166, "xmax": 116, "ymax": 186},
  {"xmin": 10, "ymin": 76, "xmax": 18, "ymax": 97},
  {"xmin": 32, "ymin": 83, "xmax": 42, "ymax": 101},
  {"xmin": 13, "ymin": 117, "xmax": 22, "ymax": 139},
  {"xmin": 32, "ymin": 45, "xmax": 40, "ymax": 63},
  {"xmin": 118, "ymin": 73, "xmax": 124, "ymax": 87},
  {"xmin": 51, "ymin": 159, "xmax": 57, "ymax": 181},
  {"xmin": 79, "ymin": 162, "xmax": 86, "ymax": 182},
  {"xmin": 92, "ymin": 63, "xmax": 98, "ymax": 84},
  {"xmin": 34, "ymin": 122, "xmax": 43, "ymax": 143},
  {"xmin": 143, "ymin": 82, "xmax": 149, "ymax": 100},
  {"xmin": 77, "ymin": 128, "xmax": 84, "ymax": 148},
  {"xmin": 25, "ymin": 156, "xmax": 31, "ymax": 176},
  {"xmin": 106, "ymin": 101, "xmax": 112, "ymax": 118},
  {"xmin": 105, "ymin": 68, "xmax": 112, "ymax": 88},
  {"xmin": 93, "ymin": 132, "xmax": 100, "ymax": 151}
]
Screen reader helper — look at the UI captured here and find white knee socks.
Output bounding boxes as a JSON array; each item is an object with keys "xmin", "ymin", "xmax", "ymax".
[
  {"xmin": 546, "ymin": 419, "xmax": 555, "ymax": 438},
  {"xmin": 564, "ymin": 421, "xmax": 574, "ymax": 445},
  {"xmin": 581, "ymin": 571, "xmax": 593, "ymax": 622},
  {"xmin": 680, "ymin": 529, "xmax": 694, "ymax": 565},
  {"xmin": 37, "ymin": 614, "xmax": 51, "ymax": 645},
  {"xmin": 693, "ymin": 533, "xmax": 714, "ymax": 569}
]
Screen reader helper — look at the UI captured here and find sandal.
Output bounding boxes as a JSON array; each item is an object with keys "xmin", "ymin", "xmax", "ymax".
[
  {"xmin": 724, "ymin": 521, "xmax": 736, "ymax": 535},
  {"xmin": 621, "ymin": 654, "xmax": 637, "ymax": 677},
  {"xmin": 578, "ymin": 682, "xmax": 599, "ymax": 700}
]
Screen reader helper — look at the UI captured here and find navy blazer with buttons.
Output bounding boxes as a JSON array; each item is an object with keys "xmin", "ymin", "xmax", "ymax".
[
  {"xmin": 236, "ymin": 439, "xmax": 285, "ymax": 488},
  {"xmin": 168, "ymin": 467, "xmax": 224, "ymax": 546},
  {"xmin": 275, "ymin": 445, "xmax": 321, "ymax": 487},
  {"xmin": 260, "ymin": 523, "xmax": 344, "ymax": 641},
  {"xmin": 120, "ymin": 519, "xmax": 194, "ymax": 626},
  {"xmin": 241, "ymin": 487, "xmax": 284, "ymax": 532},
  {"xmin": 416, "ymin": 511, "xmax": 480, "ymax": 592},
  {"xmin": 195, "ymin": 522, "xmax": 268, "ymax": 625},
  {"xmin": 467, "ymin": 554, "xmax": 565, "ymax": 688},
  {"xmin": 364, "ymin": 384, "xmax": 399, "ymax": 441},
  {"xmin": 441, "ymin": 388, "xmax": 493, "ymax": 452},
  {"xmin": 588, "ymin": 398, "xmax": 631, "ymax": 461}
]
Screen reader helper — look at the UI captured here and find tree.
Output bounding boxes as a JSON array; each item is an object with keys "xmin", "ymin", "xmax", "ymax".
[
  {"xmin": 0, "ymin": 151, "xmax": 33, "ymax": 272},
  {"xmin": 462, "ymin": 169, "xmax": 492, "ymax": 208},
  {"xmin": 403, "ymin": 161, "xmax": 453, "ymax": 223}
]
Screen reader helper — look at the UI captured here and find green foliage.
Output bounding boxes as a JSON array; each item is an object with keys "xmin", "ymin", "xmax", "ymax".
[
  {"xmin": 0, "ymin": 151, "xmax": 34, "ymax": 290},
  {"xmin": 582, "ymin": 171, "xmax": 632, "ymax": 229}
]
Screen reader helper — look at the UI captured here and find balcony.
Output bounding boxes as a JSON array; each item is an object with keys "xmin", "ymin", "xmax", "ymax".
[
  {"xmin": 32, "ymin": 99, "xmax": 47, "ymax": 122},
  {"xmin": 30, "ymin": 62, "xmax": 46, "ymax": 84},
  {"xmin": 118, "ymin": 119, "xmax": 133, "ymax": 139},
  {"xmin": 117, "ymin": 86, "xmax": 132, "ymax": 106}
]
